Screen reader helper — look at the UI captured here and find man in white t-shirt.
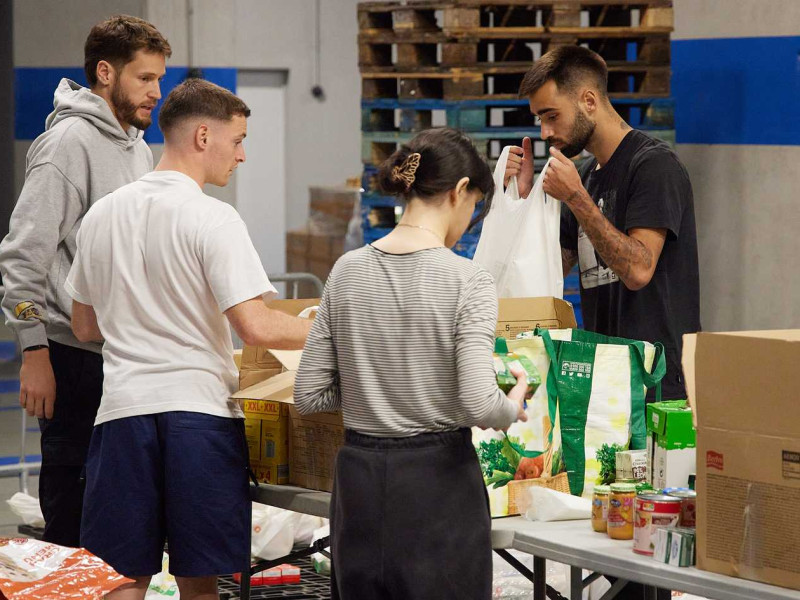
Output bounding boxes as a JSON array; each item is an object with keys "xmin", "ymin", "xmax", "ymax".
[{"xmin": 64, "ymin": 78, "xmax": 311, "ymax": 600}]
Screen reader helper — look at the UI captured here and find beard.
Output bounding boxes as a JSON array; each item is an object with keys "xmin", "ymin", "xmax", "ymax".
[
  {"xmin": 551, "ymin": 107, "xmax": 595, "ymax": 158},
  {"xmin": 111, "ymin": 82, "xmax": 152, "ymax": 131}
]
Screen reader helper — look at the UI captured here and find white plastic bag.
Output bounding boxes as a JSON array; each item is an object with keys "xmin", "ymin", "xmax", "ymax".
[
  {"xmin": 250, "ymin": 503, "xmax": 326, "ymax": 561},
  {"xmin": 6, "ymin": 493, "xmax": 44, "ymax": 527},
  {"xmin": 523, "ymin": 487, "xmax": 591, "ymax": 522},
  {"xmin": 251, "ymin": 503, "xmax": 297, "ymax": 560},
  {"xmin": 473, "ymin": 148, "xmax": 563, "ymax": 298}
]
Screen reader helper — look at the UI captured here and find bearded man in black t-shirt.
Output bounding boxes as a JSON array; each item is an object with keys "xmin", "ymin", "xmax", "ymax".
[{"xmin": 505, "ymin": 45, "xmax": 700, "ymax": 401}]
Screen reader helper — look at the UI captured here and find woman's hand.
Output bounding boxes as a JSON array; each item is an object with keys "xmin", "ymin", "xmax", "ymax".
[{"xmin": 506, "ymin": 366, "xmax": 530, "ymax": 424}]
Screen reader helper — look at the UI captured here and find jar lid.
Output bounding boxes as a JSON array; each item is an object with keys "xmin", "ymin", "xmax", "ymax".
[
  {"xmin": 610, "ymin": 482, "xmax": 637, "ymax": 492},
  {"xmin": 637, "ymin": 493, "xmax": 683, "ymax": 503},
  {"xmin": 593, "ymin": 485, "xmax": 611, "ymax": 494},
  {"xmin": 666, "ymin": 490, "xmax": 697, "ymax": 499}
]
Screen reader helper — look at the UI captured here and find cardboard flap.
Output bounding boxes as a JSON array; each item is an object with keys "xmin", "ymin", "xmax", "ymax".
[
  {"xmin": 496, "ymin": 297, "xmax": 577, "ymax": 338},
  {"xmin": 681, "ymin": 333, "xmax": 697, "ymax": 428},
  {"xmin": 269, "ymin": 349, "xmax": 302, "ymax": 371},
  {"xmin": 233, "ymin": 370, "xmax": 296, "ymax": 403},
  {"xmin": 695, "ymin": 331, "xmax": 800, "ymax": 437}
]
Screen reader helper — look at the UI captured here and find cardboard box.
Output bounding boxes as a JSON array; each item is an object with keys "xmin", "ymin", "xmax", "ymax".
[
  {"xmin": 243, "ymin": 397, "xmax": 290, "ymax": 485},
  {"xmin": 495, "ymin": 297, "xmax": 577, "ymax": 339},
  {"xmin": 690, "ymin": 330, "xmax": 800, "ymax": 591},
  {"xmin": 646, "ymin": 401, "xmax": 696, "ymax": 490},
  {"xmin": 285, "ymin": 230, "xmax": 344, "ymax": 296},
  {"xmin": 309, "ymin": 185, "xmax": 358, "ymax": 235},
  {"xmin": 234, "ymin": 298, "xmax": 344, "ymax": 492},
  {"xmin": 616, "ymin": 449, "xmax": 648, "ymax": 481}
]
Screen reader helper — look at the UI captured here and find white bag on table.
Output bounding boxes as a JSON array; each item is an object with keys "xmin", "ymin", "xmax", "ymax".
[{"xmin": 473, "ymin": 147, "xmax": 563, "ymax": 299}]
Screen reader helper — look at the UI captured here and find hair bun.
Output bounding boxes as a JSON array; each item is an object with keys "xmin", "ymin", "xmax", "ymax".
[{"xmin": 377, "ymin": 149, "xmax": 414, "ymax": 196}]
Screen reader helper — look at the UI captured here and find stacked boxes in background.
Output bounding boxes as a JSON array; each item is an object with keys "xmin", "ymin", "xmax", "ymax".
[
  {"xmin": 358, "ymin": 0, "xmax": 675, "ymax": 304},
  {"xmin": 286, "ymin": 185, "xmax": 358, "ymax": 295}
]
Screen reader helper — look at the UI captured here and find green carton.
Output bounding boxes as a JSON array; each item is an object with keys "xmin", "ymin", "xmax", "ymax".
[
  {"xmin": 493, "ymin": 338, "xmax": 541, "ymax": 395},
  {"xmin": 646, "ymin": 401, "xmax": 696, "ymax": 450}
]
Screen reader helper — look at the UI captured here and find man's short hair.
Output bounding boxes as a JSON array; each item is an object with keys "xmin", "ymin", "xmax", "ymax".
[
  {"xmin": 518, "ymin": 45, "xmax": 608, "ymax": 99},
  {"xmin": 84, "ymin": 15, "xmax": 172, "ymax": 86},
  {"xmin": 158, "ymin": 78, "xmax": 251, "ymax": 135}
]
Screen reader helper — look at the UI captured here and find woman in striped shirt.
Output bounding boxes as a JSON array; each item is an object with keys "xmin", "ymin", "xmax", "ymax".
[{"xmin": 294, "ymin": 127, "xmax": 530, "ymax": 600}]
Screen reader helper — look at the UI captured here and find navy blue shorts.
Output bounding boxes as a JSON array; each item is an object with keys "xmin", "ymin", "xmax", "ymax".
[{"xmin": 80, "ymin": 411, "xmax": 251, "ymax": 578}]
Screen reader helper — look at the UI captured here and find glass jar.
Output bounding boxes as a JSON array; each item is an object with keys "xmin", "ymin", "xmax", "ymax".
[
  {"xmin": 591, "ymin": 485, "xmax": 611, "ymax": 532},
  {"xmin": 608, "ymin": 482, "xmax": 637, "ymax": 540}
]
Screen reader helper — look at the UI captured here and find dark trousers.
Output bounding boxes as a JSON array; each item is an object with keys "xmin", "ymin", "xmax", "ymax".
[
  {"xmin": 330, "ymin": 428, "xmax": 492, "ymax": 600},
  {"xmin": 38, "ymin": 340, "xmax": 103, "ymax": 547}
]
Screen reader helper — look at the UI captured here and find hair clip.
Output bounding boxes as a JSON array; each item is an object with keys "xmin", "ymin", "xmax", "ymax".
[{"xmin": 391, "ymin": 152, "xmax": 421, "ymax": 191}]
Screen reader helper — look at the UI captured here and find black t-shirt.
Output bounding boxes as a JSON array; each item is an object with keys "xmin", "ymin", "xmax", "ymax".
[{"xmin": 560, "ymin": 130, "xmax": 700, "ymax": 400}]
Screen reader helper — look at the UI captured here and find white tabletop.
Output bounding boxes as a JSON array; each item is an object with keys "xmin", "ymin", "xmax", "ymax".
[
  {"xmin": 248, "ymin": 484, "xmax": 800, "ymax": 599},
  {"xmin": 492, "ymin": 517, "xmax": 800, "ymax": 600}
]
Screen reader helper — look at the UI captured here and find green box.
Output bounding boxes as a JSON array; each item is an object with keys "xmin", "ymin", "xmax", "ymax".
[{"xmin": 646, "ymin": 401, "xmax": 696, "ymax": 450}]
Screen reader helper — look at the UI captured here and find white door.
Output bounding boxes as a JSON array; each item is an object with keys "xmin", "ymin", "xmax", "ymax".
[{"xmin": 235, "ymin": 70, "xmax": 288, "ymax": 295}]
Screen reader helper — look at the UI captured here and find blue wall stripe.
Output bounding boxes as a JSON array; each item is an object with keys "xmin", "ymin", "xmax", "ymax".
[
  {"xmin": 672, "ymin": 36, "xmax": 800, "ymax": 146},
  {"xmin": 0, "ymin": 379, "xmax": 20, "ymax": 394},
  {"xmin": 15, "ymin": 67, "xmax": 237, "ymax": 144}
]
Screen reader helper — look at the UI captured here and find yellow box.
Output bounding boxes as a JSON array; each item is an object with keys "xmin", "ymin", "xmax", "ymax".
[{"xmin": 243, "ymin": 398, "xmax": 290, "ymax": 485}]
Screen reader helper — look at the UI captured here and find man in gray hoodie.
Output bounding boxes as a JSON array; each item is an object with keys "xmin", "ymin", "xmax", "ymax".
[{"xmin": 0, "ymin": 15, "xmax": 171, "ymax": 547}]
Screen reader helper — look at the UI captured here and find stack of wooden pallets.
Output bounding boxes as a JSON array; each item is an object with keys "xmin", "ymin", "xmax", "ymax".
[{"xmin": 358, "ymin": 0, "xmax": 675, "ymax": 266}]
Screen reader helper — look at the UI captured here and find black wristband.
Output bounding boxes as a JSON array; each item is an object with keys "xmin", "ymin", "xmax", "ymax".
[{"xmin": 23, "ymin": 344, "xmax": 48, "ymax": 352}]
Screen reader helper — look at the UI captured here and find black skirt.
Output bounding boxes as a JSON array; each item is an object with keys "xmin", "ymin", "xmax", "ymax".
[{"xmin": 330, "ymin": 428, "xmax": 493, "ymax": 600}]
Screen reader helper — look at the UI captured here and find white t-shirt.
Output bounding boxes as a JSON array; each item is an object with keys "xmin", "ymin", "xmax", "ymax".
[{"xmin": 65, "ymin": 170, "xmax": 276, "ymax": 425}]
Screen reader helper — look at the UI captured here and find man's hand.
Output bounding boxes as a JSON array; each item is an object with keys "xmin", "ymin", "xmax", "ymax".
[
  {"xmin": 543, "ymin": 146, "xmax": 587, "ymax": 205},
  {"xmin": 504, "ymin": 137, "xmax": 535, "ymax": 198},
  {"xmin": 20, "ymin": 348, "xmax": 56, "ymax": 419}
]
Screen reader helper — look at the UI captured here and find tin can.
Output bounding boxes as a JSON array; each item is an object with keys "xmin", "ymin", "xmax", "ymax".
[
  {"xmin": 633, "ymin": 494, "xmax": 682, "ymax": 555},
  {"xmin": 591, "ymin": 485, "xmax": 611, "ymax": 533},
  {"xmin": 667, "ymin": 489, "xmax": 697, "ymax": 528},
  {"xmin": 608, "ymin": 482, "xmax": 637, "ymax": 540}
]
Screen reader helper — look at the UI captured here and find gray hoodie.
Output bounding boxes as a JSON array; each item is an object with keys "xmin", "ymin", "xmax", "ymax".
[{"xmin": 0, "ymin": 78, "xmax": 153, "ymax": 353}]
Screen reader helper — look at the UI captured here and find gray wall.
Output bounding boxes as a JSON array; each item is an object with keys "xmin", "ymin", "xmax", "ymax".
[
  {"xmin": 11, "ymin": 0, "xmax": 364, "ymax": 230},
  {"xmin": 673, "ymin": 0, "xmax": 800, "ymax": 332},
  {"xmin": 0, "ymin": 1, "xmax": 14, "ymax": 242}
]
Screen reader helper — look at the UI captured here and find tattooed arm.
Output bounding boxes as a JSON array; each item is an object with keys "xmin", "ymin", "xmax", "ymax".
[
  {"xmin": 563, "ymin": 190, "xmax": 666, "ymax": 290},
  {"xmin": 544, "ymin": 148, "xmax": 666, "ymax": 291}
]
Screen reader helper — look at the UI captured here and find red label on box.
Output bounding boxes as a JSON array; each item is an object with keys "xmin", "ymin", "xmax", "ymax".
[{"xmin": 706, "ymin": 451, "xmax": 724, "ymax": 471}]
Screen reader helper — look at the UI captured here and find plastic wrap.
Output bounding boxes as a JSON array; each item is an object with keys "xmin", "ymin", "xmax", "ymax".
[{"xmin": 0, "ymin": 537, "xmax": 131, "ymax": 599}]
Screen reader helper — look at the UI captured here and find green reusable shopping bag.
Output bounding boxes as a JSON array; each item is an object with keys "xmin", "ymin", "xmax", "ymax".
[{"xmin": 536, "ymin": 328, "xmax": 666, "ymax": 497}]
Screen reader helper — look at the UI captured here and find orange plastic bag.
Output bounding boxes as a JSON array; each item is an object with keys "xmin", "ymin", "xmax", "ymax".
[{"xmin": 0, "ymin": 537, "xmax": 132, "ymax": 599}]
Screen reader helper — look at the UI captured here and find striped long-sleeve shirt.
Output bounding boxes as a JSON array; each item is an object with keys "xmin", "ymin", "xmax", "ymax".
[{"xmin": 293, "ymin": 245, "xmax": 518, "ymax": 437}]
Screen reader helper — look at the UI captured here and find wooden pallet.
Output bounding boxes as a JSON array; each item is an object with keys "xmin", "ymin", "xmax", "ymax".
[
  {"xmin": 358, "ymin": 2, "xmax": 673, "ymax": 36},
  {"xmin": 359, "ymin": 32, "xmax": 671, "ymax": 73},
  {"xmin": 361, "ymin": 127, "xmax": 675, "ymax": 165},
  {"xmin": 362, "ymin": 65, "xmax": 670, "ymax": 100},
  {"xmin": 361, "ymin": 97, "xmax": 674, "ymax": 133}
]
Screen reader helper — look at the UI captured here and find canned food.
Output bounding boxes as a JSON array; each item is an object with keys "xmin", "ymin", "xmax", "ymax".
[
  {"xmin": 591, "ymin": 485, "xmax": 611, "ymax": 533},
  {"xmin": 666, "ymin": 489, "xmax": 697, "ymax": 528},
  {"xmin": 633, "ymin": 494, "xmax": 682, "ymax": 555},
  {"xmin": 608, "ymin": 482, "xmax": 637, "ymax": 540}
]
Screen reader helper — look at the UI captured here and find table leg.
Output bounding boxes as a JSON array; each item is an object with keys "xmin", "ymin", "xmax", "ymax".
[
  {"xmin": 533, "ymin": 556, "xmax": 547, "ymax": 600},
  {"xmin": 643, "ymin": 585, "xmax": 658, "ymax": 600},
  {"xmin": 570, "ymin": 566, "xmax": 583, "ymax": 600},
  {"xmin": 239, "ymin": 570, "xmax": 251, "ymax": 600}
]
